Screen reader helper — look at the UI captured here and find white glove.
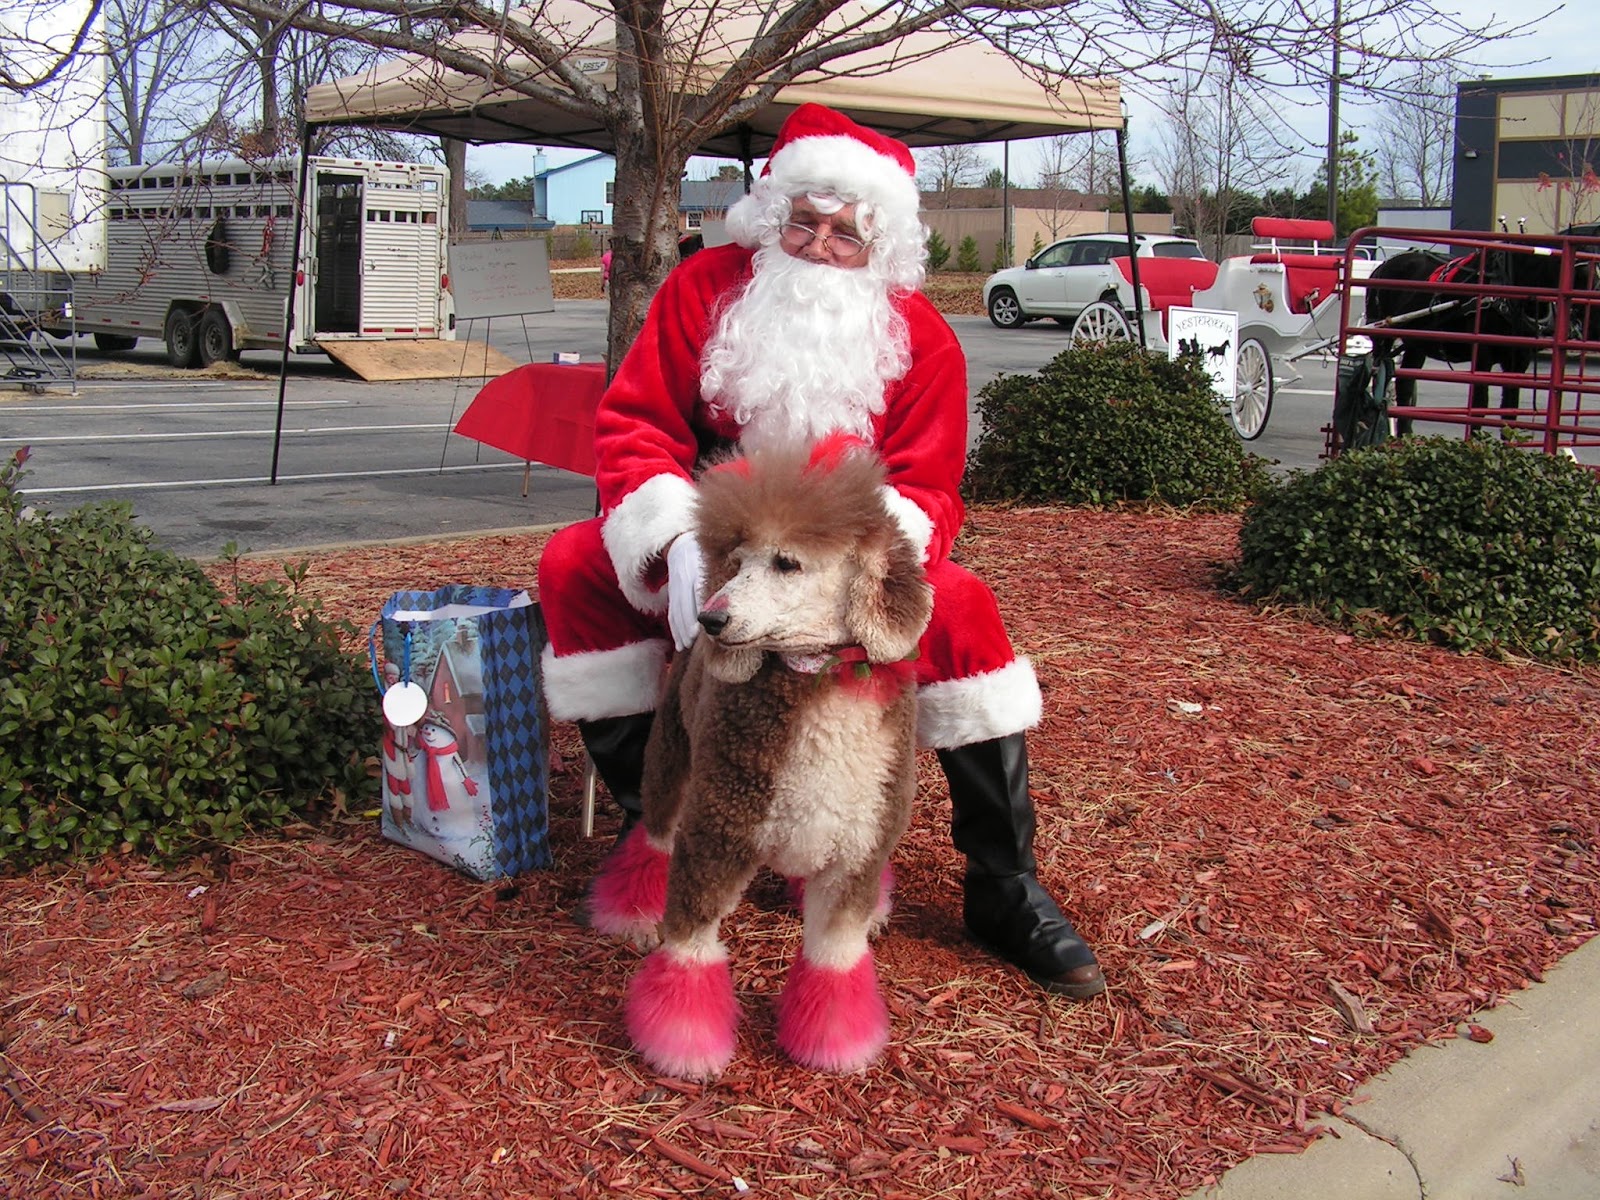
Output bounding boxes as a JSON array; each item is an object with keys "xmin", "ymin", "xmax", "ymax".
[{"xmin": 666, "ymin": 533, "xmax": 706, "ymax": 651}]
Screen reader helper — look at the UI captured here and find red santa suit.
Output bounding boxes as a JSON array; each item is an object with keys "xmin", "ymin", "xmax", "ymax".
[
  {"xmin": 551, "ymin": 102, "xmax": 1102, "ymax": 1000},
  {"xmin": 538, "ymin": 237, "xmax": 1041, "ymax": 749}
]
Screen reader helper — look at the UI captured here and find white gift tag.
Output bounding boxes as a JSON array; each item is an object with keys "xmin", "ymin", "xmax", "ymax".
[{"xmin": 383, "ymin": 681, "xmax": 428, "ymax": 727}]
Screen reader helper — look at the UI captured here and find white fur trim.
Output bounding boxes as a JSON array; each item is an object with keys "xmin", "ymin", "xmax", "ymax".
[
  {"xmin": 601, "ymin": 473, "xmax": 698, "ymax": 615},
  {"xmin": 540, "ymin": 639, "xmax": 669, "ymax": 721},
  {"xmin": 880, "ymin": 485, "xmax": 935, "ymax": 563},
  {"xmin": 803, "ymin": 929, "xmax": 871, "ymax": 971},
  {"xmin": 766, "ymin": 135, "xmax": 921, "ymax": 224},
  {"xmin": 663, "ymin": 931, "xmax": 730, "ymax": 967},
  {"xmin": 916, "ymin": 658, "xmax": 1043, "ymax": 749}
]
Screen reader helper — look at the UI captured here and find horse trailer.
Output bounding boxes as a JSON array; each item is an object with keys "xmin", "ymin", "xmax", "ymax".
[{"xmin": 56, "ymin": 156, "xmax": 455, "ymax": 366}]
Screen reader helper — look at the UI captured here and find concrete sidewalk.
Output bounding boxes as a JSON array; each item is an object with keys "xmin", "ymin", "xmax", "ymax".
[{"xmin": 1184, "ymin": 935, "xmax": 1600, "ymax": 1199}]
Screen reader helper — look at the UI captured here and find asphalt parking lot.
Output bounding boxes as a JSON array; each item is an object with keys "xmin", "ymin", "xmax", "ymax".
[{"xmin": 1, "ymin": 299, "xmax": 1569, "ymax": 562}]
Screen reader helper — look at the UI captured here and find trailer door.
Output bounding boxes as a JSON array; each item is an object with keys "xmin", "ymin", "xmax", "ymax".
[
  {"xmin": 357, "ymin": 168, "xmax": 447, "ymax": 337},
  {"xmin": 313, "ymin": 172, "xmax": 363, "ymax": 334}
]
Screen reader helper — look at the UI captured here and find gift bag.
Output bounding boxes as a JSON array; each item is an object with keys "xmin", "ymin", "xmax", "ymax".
[{"xmin": 370, "ymin": 586, "xmax": 553, "ymax": 879}]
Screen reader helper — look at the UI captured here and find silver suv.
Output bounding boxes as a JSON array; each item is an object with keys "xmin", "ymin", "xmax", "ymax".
[{"xmin": 982, "ymin": 233, "xmax": 1208, "ymax": 329}]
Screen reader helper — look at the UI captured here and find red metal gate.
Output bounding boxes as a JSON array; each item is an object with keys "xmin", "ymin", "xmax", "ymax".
[{"xmin": 1330, "ymin": 226, "xmax": 1600, "ymax": 463}]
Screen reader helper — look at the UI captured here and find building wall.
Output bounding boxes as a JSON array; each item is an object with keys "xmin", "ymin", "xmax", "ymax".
[
  {"xmin": 542, "ymin": 154, "xmax": 615, "ymax": 226},
  {"xmin": 1454, "ymin": 75, "xmax": 1600, "ymax": 234},
  {"xmin": 0, "ymin": 0, "xmax": 107, "ymax": 272},
  {"xmin": 1374, "ymin": 207, "xmax": 1453, "ymax": 254},
  {"xmin": 922, "ymin": 208, "xmax": 1176, "ymax": 270}
]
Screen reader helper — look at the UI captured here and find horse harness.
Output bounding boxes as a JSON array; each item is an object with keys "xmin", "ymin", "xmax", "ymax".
[{"xmin": 1425, "ymin": 252, "xmax": 1551, "ymax": 337}]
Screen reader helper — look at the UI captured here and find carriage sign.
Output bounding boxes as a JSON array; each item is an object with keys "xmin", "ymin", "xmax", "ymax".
[{"xmin": 1167, "ymin": 306, "xmax": 1239, "ymax": 400}]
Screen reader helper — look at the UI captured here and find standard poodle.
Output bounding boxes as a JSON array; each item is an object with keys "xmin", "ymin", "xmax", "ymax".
[{"xmin": 586, "ymin": 437, "xmax": 933, "ymax": 1079}]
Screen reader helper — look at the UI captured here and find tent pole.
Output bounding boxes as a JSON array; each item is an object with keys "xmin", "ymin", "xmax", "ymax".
[
  {"xmin": 270, "ymin": 125, "xmax": 315, "ymax": 485},
  {"xmin": 1116, "ymin": 122, "xmax": 1147, "ymax": 350}
]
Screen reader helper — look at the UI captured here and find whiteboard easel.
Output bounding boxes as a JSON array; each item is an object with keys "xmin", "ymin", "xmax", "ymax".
[{"xmin": 440, "ymin": 238, "xmax": 559, "ymax": 469}]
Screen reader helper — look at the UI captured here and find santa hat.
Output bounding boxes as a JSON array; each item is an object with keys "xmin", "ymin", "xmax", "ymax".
[
  {"xmin": 725, "ymin": 104, "xmax": 924, "ymax": 260},
  {"xmin": 761, "ymin": 104, "xmax": 919, "ymax": 216}
]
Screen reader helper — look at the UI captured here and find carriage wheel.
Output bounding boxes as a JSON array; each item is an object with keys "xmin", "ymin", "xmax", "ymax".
[
  {"xmin": 1070, "ymin": 300, "xmax": 1133, "ymax": 346},
  {"xmin": 1230, "ymin": 337, "xmax": 1273, "ymax": 440}
]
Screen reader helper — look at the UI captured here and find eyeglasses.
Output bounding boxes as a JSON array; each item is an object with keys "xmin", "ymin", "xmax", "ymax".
[{"xmin": 779, "ymin": 221, "xmax": 871, "ymax": 260}]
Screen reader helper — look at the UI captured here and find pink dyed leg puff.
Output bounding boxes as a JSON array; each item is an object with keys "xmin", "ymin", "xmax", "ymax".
[
  {"xmin": 587, "ymin": 826, "xmax": 669, "ymax": 940},
  {"xmin": 775, "ymin": 952, "xmax": 889, "ymax": 1073},
  {"xmin": 625, "ymin": 946, "xmax": 739, "ymax": 1080}
]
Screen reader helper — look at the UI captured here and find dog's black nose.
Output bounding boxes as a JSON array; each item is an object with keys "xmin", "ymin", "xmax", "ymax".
[{"xmin": 698, "ymin": 609, "xmax": 729, "ymax": 637}]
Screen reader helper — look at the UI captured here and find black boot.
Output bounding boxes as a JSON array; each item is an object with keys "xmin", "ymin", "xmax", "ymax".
[
  {"xmin": 577, "ymin": 713, "xmax": 653, "ymax": 836},
  {"xmin": 939, "ymin": 735, "xmax": 1105, "ymax": 999}
]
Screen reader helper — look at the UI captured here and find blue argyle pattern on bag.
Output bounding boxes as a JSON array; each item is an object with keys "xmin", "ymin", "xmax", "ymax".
[{"xmin": 479, "ymin": 602, "xmax": 552, "ymax": 873}]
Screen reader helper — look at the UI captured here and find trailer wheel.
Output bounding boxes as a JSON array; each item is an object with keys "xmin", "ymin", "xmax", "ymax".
[
  {"xmin": 165, "ymin": 310, "xmax": 199, "ymax": 368},
  {"xmin": 92, "ymin": 332, "xmax": 138, "ymax": 353},
  {"xmin": 197, "ymin": 309, "xmax": 237, "ymax": 367}
]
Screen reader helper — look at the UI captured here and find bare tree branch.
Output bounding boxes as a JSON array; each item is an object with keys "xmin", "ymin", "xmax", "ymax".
[
  {"xmin": 0, "ymin": 0, "xmax": 105, "ymax": 94},
  {"xmin": 59, "ymin": 0, "xmax": 1555, "ymax": 360},
  {"xmin": 1371, "ymin": 62, "xmax": 1458, "ymax": 207}
]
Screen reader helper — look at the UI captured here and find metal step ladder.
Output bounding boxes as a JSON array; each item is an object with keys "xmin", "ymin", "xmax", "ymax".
[
  {"xmin": 2, "ymin": 182, "xmax": 77, "ymax": 390},
  {"xmin": 0, "ymin": 288, "xmax": 75, "ymax": 389}
]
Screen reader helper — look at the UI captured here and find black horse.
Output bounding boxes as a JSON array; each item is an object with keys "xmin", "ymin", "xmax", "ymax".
[{"xmin": 1363, "ymin": 246, "xmax": 1563, "ymax": 436}]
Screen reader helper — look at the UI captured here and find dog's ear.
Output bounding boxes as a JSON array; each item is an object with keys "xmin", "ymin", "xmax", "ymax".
[{"xmin": 848, "ymin": 528, "xmax": 933, "ymax": 664}]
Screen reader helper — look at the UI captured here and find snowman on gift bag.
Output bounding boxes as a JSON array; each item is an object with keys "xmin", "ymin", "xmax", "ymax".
[
  {"xmin": 414, "ymin": 710, "xmax": 483, "ymax": 842},
  {"xmin": 379, "ymin": 662, "xmax": 418, "ymax": 828}
]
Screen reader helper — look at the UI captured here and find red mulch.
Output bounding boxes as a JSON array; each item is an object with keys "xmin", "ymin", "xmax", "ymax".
[{"xmin": 3, "ymin": 508, "xmax": 1597, "ymax": 1199}]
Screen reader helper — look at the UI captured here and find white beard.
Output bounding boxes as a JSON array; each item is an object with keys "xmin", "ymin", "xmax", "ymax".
[{"xmin": 700, "ymin": 245, "xmax": 912, "ymax": 453}]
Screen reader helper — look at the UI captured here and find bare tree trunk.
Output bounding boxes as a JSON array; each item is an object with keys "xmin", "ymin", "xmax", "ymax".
[
  {"xmin": 442, "ymin": 137, "xmax": 468, "ymax": 242},
  {"xmin": 606, "ymin": 119, "xmax": 689, "ymax": 372},
  {"xmin": 253, "ymin": 16, "xmax": 281, "ymax": 153}
]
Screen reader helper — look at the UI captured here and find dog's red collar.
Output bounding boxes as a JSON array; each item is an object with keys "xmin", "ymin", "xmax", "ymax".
[{"xmin": 782, "ymin": 646, "xmax": 918, "ymax": 705}]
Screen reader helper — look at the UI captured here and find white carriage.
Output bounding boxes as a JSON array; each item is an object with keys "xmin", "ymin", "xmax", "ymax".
[{"xmin": 1069, "ymin": 218, "xmax": 1354, "ymax": 439}]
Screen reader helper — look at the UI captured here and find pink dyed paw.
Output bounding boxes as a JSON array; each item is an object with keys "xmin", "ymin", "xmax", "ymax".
[
  {"xmin": 587, "ymin": 826, "xmax": 669, "ymax": 942},
  {"xmin": 625, "ymin": 947, "xmax": 738, "ymax": 1080},
  {"xmin": 775, "ymin": 952, "xmax": 889, "ymax": 1073}
]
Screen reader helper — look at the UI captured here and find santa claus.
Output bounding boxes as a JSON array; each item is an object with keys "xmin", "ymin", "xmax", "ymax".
[{"xmin": 537, "ymin": 103, "xmax": 1103, "ymax": 999}]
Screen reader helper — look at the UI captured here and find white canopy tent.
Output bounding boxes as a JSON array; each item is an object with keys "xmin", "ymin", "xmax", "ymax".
[
  {"xmin": 302, "ymin": 20, "xmax": 1124, "ymax": 159},
  {"xmin": 276, "ymin": 15, "xmax": 1143, "ymax": 482}
]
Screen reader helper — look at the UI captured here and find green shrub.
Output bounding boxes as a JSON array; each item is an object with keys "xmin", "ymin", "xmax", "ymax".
[
  {"xmin": 956, "ymin": 235, "xmax": 982, "ymax": 273},
  {"xmin": 0, "ymin": 448, "xmax": 380, "ymax": 869},
  {"xmin": 991, "ymin": 237, "xmax": 1011, "ymax": 273},
  {"xmin": 1233, "ymin": 436, "xmax": 1600, "ymax": 660},
  {"xmin": 926, "ymin": 229, "xmax": 950, "ymax": 271},
  {"xmin": 967, "ymin": 340, "xmax": 1269, "ymax": 509},
  {"xmin": 1030, "ymin": 232, "xmax": 1044, "ymax": 258}
]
